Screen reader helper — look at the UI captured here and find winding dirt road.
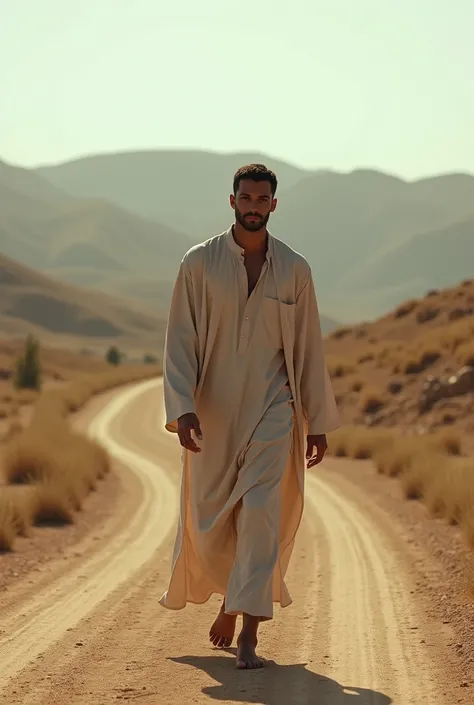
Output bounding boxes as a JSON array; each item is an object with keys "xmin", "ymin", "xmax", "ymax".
[{"xmin": 0, "ymin": 379, "xmax": 459, "ymax": 703}]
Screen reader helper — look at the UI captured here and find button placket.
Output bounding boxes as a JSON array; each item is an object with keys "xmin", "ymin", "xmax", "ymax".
[
  {"xmin": 237, "ymin": 259, "xmax": 249, "ymax": 352},
  {"xmin": 237, "ymin": 257, "xmax": 267, "ymax": 353}
]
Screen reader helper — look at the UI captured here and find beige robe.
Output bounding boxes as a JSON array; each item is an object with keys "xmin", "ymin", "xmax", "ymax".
[{"xmin": 159, "ymin": 226, "xmax": 340, "ymax": 619}]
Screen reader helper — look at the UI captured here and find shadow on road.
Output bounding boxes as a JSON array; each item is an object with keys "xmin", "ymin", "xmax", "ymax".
[{"xmin": 169, "ymin": 652, "xmax": 393, "ymax": 704}]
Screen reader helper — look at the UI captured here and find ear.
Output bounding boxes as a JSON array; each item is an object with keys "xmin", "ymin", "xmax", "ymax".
[
  {"xmin": 229, "ymin": 193, "xmax": 236, "ymax": 210},
  {"xmin": 270, "ymin": 197, "xmax": 277, "ymax": 213}
]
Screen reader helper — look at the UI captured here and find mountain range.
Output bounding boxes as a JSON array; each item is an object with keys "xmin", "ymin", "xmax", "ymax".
[
  {"xmin": 35, "ymin": 150, "xmax": 474, "ymax": 320},
  {"xmin": 1, "ymin": 149, "xmax": 473, "ymax": 345}
]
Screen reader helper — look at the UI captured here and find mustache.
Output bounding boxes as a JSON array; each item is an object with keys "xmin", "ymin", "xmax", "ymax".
[{"xmin": 244, "ymin": 213, "xmax": 263, "ymax": 218}]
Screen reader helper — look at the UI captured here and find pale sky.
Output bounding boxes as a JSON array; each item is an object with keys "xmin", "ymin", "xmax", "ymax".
[{"xmin": 2, "ymin": 0, "xmax": 473, "ymax": 178}]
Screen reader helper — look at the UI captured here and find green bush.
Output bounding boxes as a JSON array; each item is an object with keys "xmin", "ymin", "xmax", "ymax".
[
  {"xmin": 14, "ymin": 335, "xmax": 42, "ymax": 391},
  {"xmin": 105, "ymin": 346, "xmax": 121, "ymax": 366}
]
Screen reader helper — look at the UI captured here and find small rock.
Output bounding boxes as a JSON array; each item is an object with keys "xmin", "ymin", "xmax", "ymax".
[{"xmin": 75, "ymin": 642, "xmax": 84, "ymax": 647}]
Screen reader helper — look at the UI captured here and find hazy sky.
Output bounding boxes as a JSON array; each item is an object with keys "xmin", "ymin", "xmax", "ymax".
[{"xmin": 2, "ymin": 0, "xmax": 473, "ymax": 177}]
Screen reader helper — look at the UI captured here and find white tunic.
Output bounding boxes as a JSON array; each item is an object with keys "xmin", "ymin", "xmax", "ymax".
[{"xmin": 159, "ymin": 226, "xmax": 340, "ymax": 618}]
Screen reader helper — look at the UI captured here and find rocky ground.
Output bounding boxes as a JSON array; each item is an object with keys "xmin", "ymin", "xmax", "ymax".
[{"xmin": 325, "ymin": 277, "xmax": 474, "ymax": 453}]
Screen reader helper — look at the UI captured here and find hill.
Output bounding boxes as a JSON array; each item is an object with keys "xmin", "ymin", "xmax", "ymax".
[
  {"xmin": 271, "ymin": 169, "xmax": 474, "ymax": 319},
  {"xmin": 324, "ymin": 277, "xmax": 474, "ymax": 451},
  {"xmin": 0, "ymin": 157, "xmax": 340, "ymax": 332},
  {"xmin": 0, "ymin": 251, "xmax": 165, "ymax": 353},
  {"xmin": 36, "ymin": 149, "xmax": 310, "ymax": 241},
  {"xmin": 0, "ymin": 159, "xmax": 193, "ymax": 306},
  {"xmin": 35, "ymin": 150, "xmax": 474, "ymax": 321},
  {"xmin": 341, "ymin": 214, "xmax": 474, "ymax": 312}
]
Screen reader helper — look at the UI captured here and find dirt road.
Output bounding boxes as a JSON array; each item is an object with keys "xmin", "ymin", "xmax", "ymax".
[{"xmin": 0, "ymin": 379, "xmax": 459, "ymax": 703}]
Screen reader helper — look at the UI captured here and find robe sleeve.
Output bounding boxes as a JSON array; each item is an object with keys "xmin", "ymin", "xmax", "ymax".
[
  {"xmin": 163, "ymin": 258, "xmax": 199, "ymax": 433},
  {"xmin": 295, "ymin": 266, "xmax": 340, "ymax": 436}
]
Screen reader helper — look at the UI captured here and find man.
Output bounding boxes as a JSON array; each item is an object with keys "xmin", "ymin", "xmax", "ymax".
[{"xmin": 159, "ymin": 163, "xmax": 340, "ymax": 669}]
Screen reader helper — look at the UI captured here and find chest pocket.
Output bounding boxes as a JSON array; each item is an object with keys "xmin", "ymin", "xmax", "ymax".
[{"xmin": 261, "ymin": 296, "xmax": 295, "ymax": 350}]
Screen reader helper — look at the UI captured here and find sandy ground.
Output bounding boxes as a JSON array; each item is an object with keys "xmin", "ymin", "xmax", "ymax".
[{"xmin": 0, "ymin": 379, "xmax": 471, "ymax": 704}]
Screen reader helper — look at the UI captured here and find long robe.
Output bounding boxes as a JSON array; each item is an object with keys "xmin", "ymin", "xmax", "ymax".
[{"xmin": 159, "ymin": 226, "xmax": 340, "ymax": 619}]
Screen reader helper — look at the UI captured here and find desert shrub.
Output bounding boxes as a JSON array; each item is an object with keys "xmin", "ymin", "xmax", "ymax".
[
  {"xmin": 394, "ymin": 299, "xmax": 418, "ymax": 318},
  {"xmin": 403, "ymin": 348, "xmax": 441, "ymax": 374},
  {"xmin": 387, "ymin": 380, "xmax": 403, "ymax": 394},
  {"xmin": 358, "ymin": 352, "xmax": 374, "ymax": 364},
  {"xmin": 13, "ymin": 335, "xmax": 42, "ymax": 391},
  {"xmin": 143, "ymin": 353, "xmax": 158, "ymax": 364},
  {"xmin": 350, "ymin": 378, "xmax": 364, "ymax": 392},
  {"xmin": 358, "ymin": 387, "xmax": 386, "ymax": 414},
  {"xmin": 456, "ymin": 342, "xmax": 474, "ymax": 367},
  {"xmin": 329, "ymin": 424, "xmax": 474, "ymax": 551},
  {"xmin": 416, "ymin": 307, "xmax": 440, "ymax": 324},
  {"xmin": 105, "ymin": 345, "xmax": 122, "ymax": 366},
  {"xmin": 0, "ymin": 489, "xmax": 32, "ymax": 551},
  {"xmin": 327, "ymin": 426, "xmax": 397, "ymax": 460},
  {"xmin": 328, "ymin": 358, "xmax": 355, "ymax": 378},
  {"xmin": 449, "ymin": 307, "xmax": 474, "ymax": 322}
]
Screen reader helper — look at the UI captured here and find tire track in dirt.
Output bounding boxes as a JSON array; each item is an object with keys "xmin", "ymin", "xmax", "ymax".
[
  {"xmin": 305, "ymin": 473, "xmax": 443, "ymax": 703},
  {"xmin": 0, "ymin": 379, "xmax": 178, "ymax": 691},
  {"xmin": 0, "ymin": 379, "xmax": 457, "ymax": 703}
]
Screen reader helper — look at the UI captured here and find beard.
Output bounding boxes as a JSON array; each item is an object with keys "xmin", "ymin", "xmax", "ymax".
[{"xmin": 234, "ymin": 206, "xmax": 271, "ymax": 232}]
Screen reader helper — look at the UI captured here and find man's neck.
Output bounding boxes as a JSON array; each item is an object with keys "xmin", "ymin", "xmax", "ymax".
[{"xmin": 232, "ymin": 223, "xmax": 268, "ymax": 255}]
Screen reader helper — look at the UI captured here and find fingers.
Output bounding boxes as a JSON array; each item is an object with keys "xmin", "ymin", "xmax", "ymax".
[
  {"xmin": 306, "ymin": 443, "xmax": 327, "ymax": 469},
  {"xmin": 178, "ymin": 428, "xmax": 201, "ymax": 452},
  {"xmin": 178, "ymin": 419, "xmax": 202, "ymax": 453},
  {"xmin": 194, "ymin": 419, "xmax": 203, "ymax": 441}
]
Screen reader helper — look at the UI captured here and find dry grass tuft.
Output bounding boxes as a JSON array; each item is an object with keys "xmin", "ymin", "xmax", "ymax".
[
  {"xmin": 0, "ymin": 488, "xmax": 32, "ymax": 551},
  {"xmin": 456, "ymin": 342, "xmax": 474, "ymax": 367},
  {"xmin": 416, "ymin": 306, "xmax": 440, "ymax": 324},
  {"xmin": 0, "ymin": 361, "xmax": 161, "ymax": 550},
  {"xmin": 328, "ymin": 357, "xmax": 355, "ymax": 379},
  {"xmin": 350, "ymin": 378, "xmax": 364, "ymax": 393},
  {"xmin": 394, "ymin": 299, "xmax": 418, "ymax": 318},
  {"xmin": 328, "ymin": 426, "xmax": 398, "ymax": 460},
  {"xmin": 358, "ymin": 387, "xmax": 386, "ymax": 414},
  {"xmin": 358, "ymin": 352, "xmax": 375, "ymax": 364},
  {"xmin": 31, "ymin": 479, "xmax": 76, "ymax": 526},
  {"xmin": 0, "ymin": 494, "xmax": 16, "ymax": 551},
  {"xmin": 403, "ymin": 348, "xmax": 441, "ymax": 374},
  {"xmin": 327, "ymin": 425, "xmax": 474, "ymax": 549}
]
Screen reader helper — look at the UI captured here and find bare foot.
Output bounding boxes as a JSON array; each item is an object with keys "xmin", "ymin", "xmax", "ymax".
[
  {"xmin": 236, "ymin": 633, "xmax": 265, "ymax": 670},
  {"xmin": 209, "ymin": 602, "xmax": 237, "ymax": 648}
]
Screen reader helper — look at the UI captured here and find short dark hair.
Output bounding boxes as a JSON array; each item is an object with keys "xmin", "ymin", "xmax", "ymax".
[{"xmin": 233, "ymin": 163, "xmax": 278, "ymax": 196}]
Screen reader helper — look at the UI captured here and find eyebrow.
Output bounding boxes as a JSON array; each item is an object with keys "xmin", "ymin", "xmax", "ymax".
[{"xmin": 239, "ymin": 192, "xmax": 270, "ymax": 199}]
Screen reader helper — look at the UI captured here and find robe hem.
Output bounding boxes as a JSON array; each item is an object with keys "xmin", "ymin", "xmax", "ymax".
[{"xmin": 158, "ymin": 590, "xmax": 293, "ymax": 619}]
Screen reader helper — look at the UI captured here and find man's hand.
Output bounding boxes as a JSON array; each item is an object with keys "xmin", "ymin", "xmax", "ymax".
[
  {"xmin": 177, "ymin": 413, "xmax": 203, "ymax": 453},
  {"xmin": 306, "ymin": 434, "xmax": 327, "ymax": 469}
]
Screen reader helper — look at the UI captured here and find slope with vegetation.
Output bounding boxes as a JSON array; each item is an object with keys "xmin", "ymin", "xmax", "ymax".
[
  {"xmin": 325, "ymin": 277, "xmax": 474, "ymax": 549},
  {"xmin": 0, "ymin": 335, "xmax": 161, "ymax": 552}
]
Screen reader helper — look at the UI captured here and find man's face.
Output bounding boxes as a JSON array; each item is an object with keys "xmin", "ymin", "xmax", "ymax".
[{"xmin": 230, "ymin": 179, "xmax": 277, "ymax": 232}]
